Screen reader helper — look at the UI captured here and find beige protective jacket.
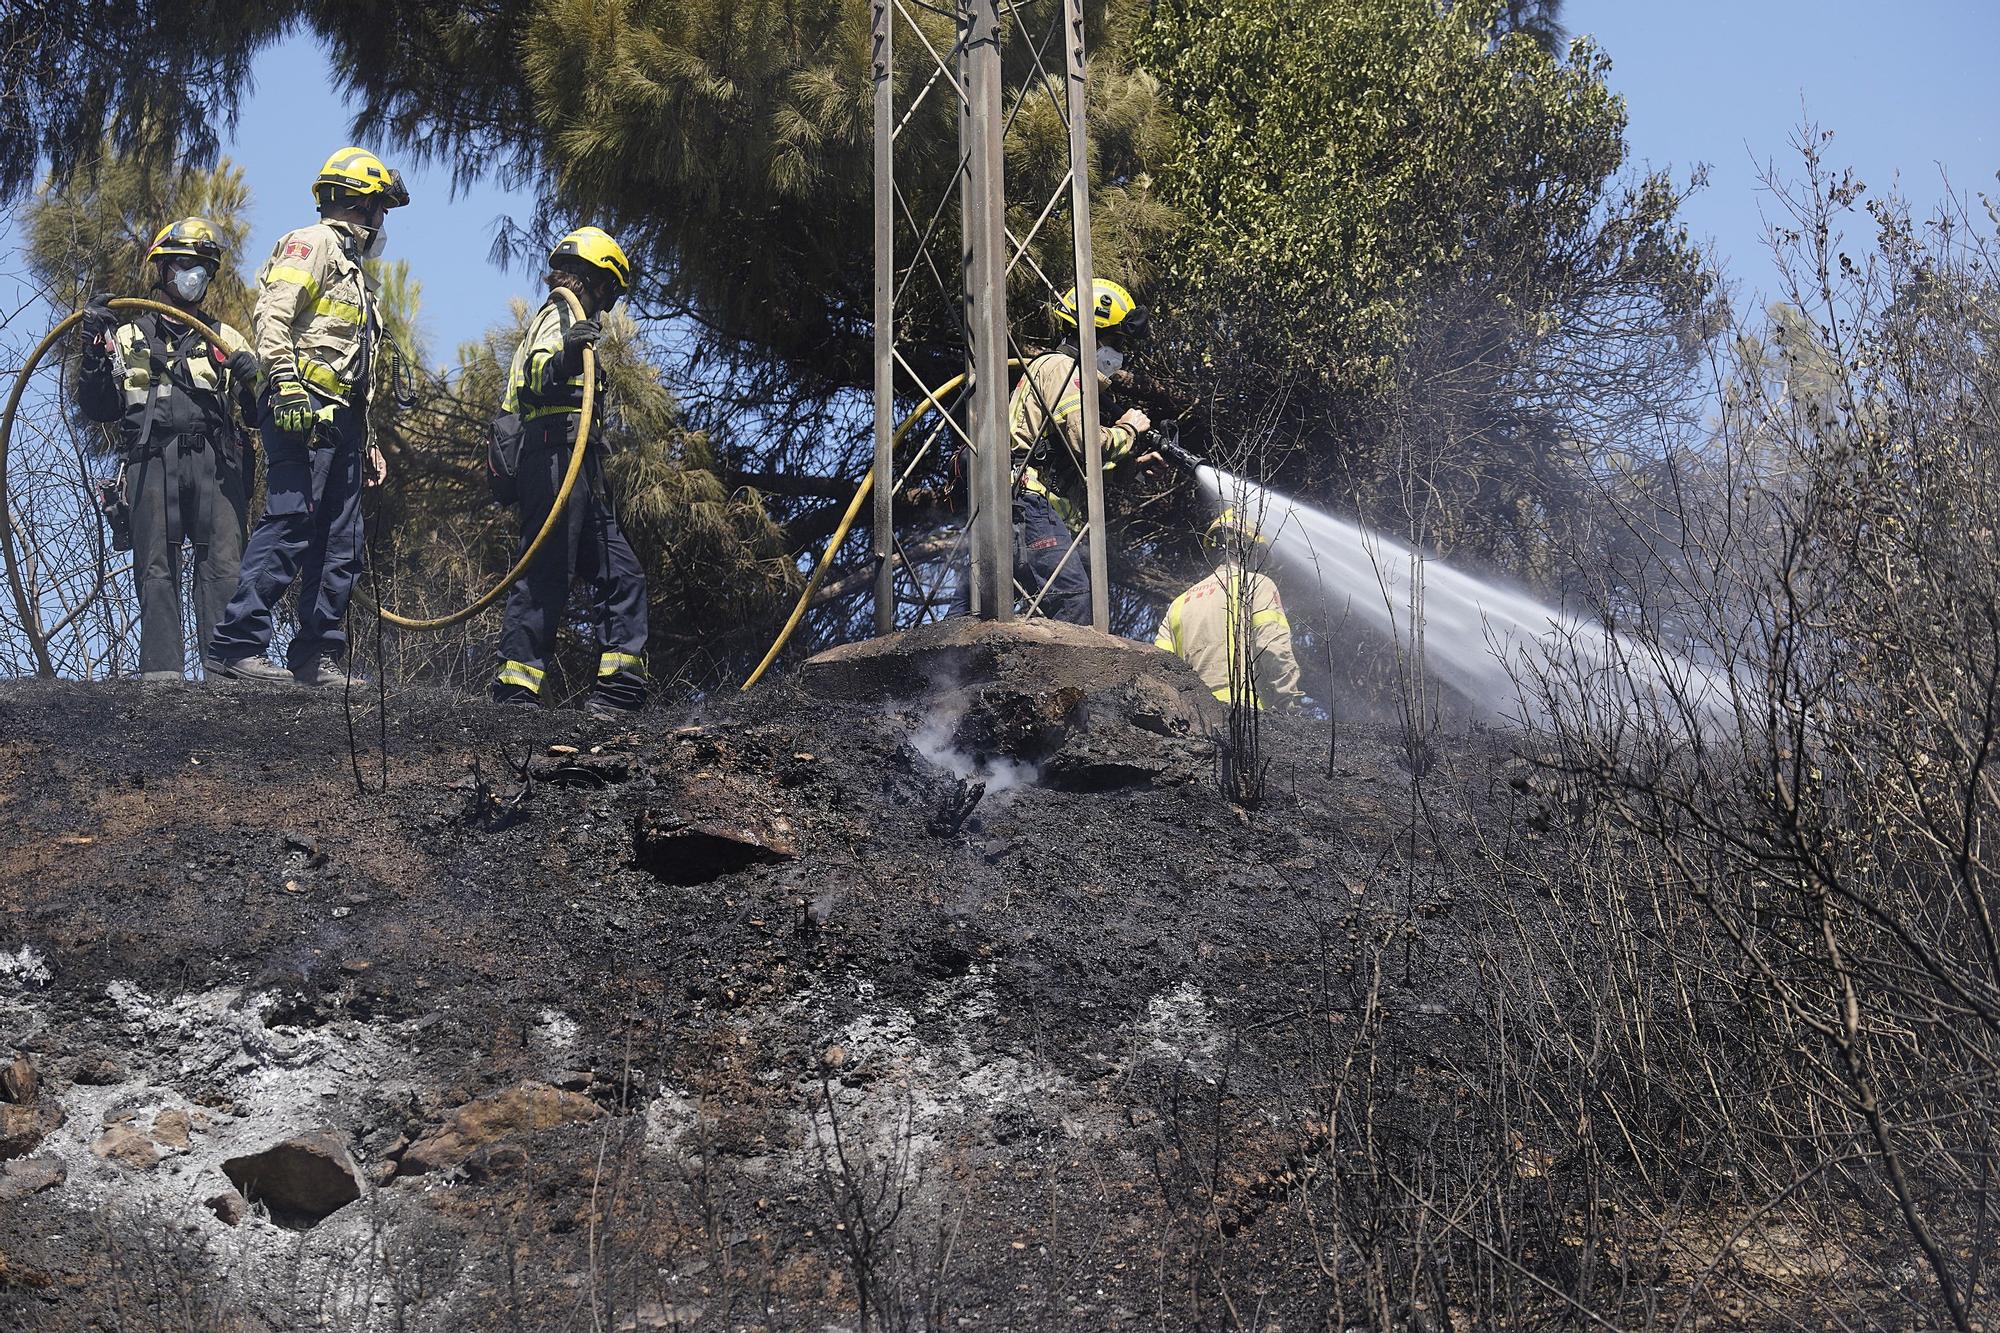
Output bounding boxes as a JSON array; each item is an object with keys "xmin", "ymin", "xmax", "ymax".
[
  {"xmin": 1007, "ymin": 349, "xmax": 1140, "ymax": 530},
  {"xmin": 252, "ymin": 218, "xmax": 378, "ymax": 405},
  {"xmin": 1153, "ymin": 563, "xmax": 1304, "ymax": 710}
]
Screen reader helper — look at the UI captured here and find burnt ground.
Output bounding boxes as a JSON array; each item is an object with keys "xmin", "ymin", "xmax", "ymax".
[{"xmin": 0, "ymin": 622, "xmax": 1919, "ymax": 1330}]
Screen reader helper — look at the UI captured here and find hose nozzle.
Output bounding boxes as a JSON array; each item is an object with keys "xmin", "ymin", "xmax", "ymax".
[{"xmin": 1152, "ymin": 421, "xmax": 1203, "ymax": 475}]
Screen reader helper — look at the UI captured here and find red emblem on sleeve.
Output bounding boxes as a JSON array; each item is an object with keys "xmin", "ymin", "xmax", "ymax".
[{"xmin": 281, "ymin": 239, "xmax": 315, "ymax": 261}]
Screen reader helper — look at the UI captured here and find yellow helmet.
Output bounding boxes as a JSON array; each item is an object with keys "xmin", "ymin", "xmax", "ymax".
[
  {"xmin": 1056, "ymin": 278, "xmax": 1145, "ymax": 332},
  {"xmin": 550, "ymin": 226, "xmax": 632, "ymax": 293},
  {"xmin": 145, "ymin": 217, "xmax": 223, "ymax": 267},
  {"xmin": 312, "ymin": 147, "xmax": 410, "ymax": 208},
  {"xmin": 1205, "ymin": 508, "xmax": 1269, "ymax": 547}
]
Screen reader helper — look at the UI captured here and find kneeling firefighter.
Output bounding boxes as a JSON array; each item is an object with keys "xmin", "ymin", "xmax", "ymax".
[
  {"xmin": 1154, "ymin": 508, "xmax": 1304, "ymax": 711},
  {"xmin": 75, "ymin": 218, "xmax": 259, "ymax": 681},
  {"xmin": 489, "ymin": 227, "xmax": 649, "ymax": 721},
  {"xmin": 952, "ymin": 279, "xmax": 1156, "ymax": 622}
]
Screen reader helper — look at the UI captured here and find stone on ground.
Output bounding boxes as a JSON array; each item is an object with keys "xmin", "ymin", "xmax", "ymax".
[{"xmin": 221, "ymin": 1128, "xmax": 364, "ymax": 1228}]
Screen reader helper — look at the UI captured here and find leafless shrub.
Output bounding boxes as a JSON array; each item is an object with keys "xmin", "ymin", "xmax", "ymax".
[
  {"xmin": 1504, "ymin": 131, "xmax": 2000, "ymax": 1329},
  {"xmin": 806, "ymin": 1074, "xmax": 956, "ymax": 1332}
]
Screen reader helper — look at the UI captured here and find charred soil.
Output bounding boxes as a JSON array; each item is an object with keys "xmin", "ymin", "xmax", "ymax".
[{"xmin": 0, "ymin": 626, "xmax": 1921, "ymax": 1328}]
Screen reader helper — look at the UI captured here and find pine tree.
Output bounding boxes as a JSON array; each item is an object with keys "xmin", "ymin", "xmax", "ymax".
[
  {"xmin": 0, "ymin": 3, "xmax": 287, "ymax": 204},
  {"xmin": 25, "ymin": 152, "xmax": 258, "ymax": 338}
]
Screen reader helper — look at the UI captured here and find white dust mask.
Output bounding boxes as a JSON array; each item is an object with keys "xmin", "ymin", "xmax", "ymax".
[{"xmin": 169, "ymin": 266, "xmax": 212, "ymax": 302}]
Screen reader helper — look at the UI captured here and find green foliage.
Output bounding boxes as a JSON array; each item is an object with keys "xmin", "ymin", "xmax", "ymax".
[
  {"xmin": 24, "ymin": 152, "xmax": 258, "ymax": 334},
  {"xmin": 0, "ymin": 4, "xmax": 287, "ymax": 204},
  {"xmin": 1141, "ymin": 0, "xmax": 1603, "ymax": 391},
  {"xmin": 375, "ymin": 300, "xmax": 799, "ymax": 693},
  {"xmin": 1134, "ymin": 0, "xmax": 1715, "ymax": 572},
  {"xmin": 374, "ymin": 0, "xmax": 1178, "ymax": 383}
]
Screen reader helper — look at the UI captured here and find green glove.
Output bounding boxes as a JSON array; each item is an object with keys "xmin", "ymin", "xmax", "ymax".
[{"xmin": 270, "ymin": 378, "xmax": 314, "ymax": 436}]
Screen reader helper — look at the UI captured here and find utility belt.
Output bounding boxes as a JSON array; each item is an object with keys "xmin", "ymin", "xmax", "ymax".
[
  {"xmin": 126, "ymin": 427, "xmax": 232, "ymax": 465},
  {"xmin": 523, "ymin": 408, "xmax": 607, "ymax": 451}
]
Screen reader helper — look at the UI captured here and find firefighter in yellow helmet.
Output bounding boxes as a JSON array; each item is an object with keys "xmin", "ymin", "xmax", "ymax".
[
  {"xmin": 74, "ymin": 218, "xmax": 259, "ymax": 681},
  {"xmin": 1154, "ymin": 507, "xmax": 1304, "ymax": 711},
  {"xmin": 490, "ymin": 226, "xmax": 650, "ymax": 721},
  {"xmin": 952, "ymin": 278, "xmax": 1157, "ymax": 621},
  {"xmin": 209, "ymin": 147, "xmax": 409, "ymax": 688}
]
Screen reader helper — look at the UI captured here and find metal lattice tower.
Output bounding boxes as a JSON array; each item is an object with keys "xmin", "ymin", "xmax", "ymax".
[{"xmin": 868, "ymin": 0, "xmax": 1112, "ymax": 633}]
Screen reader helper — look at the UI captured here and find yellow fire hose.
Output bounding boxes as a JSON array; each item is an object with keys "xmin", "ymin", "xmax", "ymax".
[
  {"xmin": 370, "ymin": 284, "xmax": 594, "ymax": 630},
  {"xmin": 0, "ymin": 297, "xmax": 232, "ymax": 677},
  {"xmin": 742, "ymin": 362, "xmax": 1025, "ymax": 691},
  {"xmin": 0, "ymin": 290, "xmax": 597, "ymax": 675}
]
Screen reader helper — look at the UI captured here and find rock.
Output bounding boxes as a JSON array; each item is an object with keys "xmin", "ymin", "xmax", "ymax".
[
  {"xmin": 360, "ymin": 1125, "xmax": 410, "ymax": 1160},
  {"xmin": 0, "ymin": 1055, "xmax": 39, "ymax": 1104},
  {"xmin": 92, "ymin": 1123, "xmax": 161, "ymax": 1170},
  {"xmin": 0, "ymin": 1157, "xmax": 65, "ymax": 1201},
  {"xmin": 632, "ymin": 805, "xmax": 796, "ymax": 886},
  {"xmin": 71, "ymin": 1054, "xmax": 125, "ymax": 1086},
  {"xmin": 0, "ymin": 1098, "xmax": 63, "ymax": 1160},
  {"xmin": 803, "ymin": 617, "xmax": 1201, "ymax": 706},
  {"xmin": 222, "ymin": 1128, "xmax": 364, "ymax": 1228},
  {"xmin": 536, "ymin": 752, "xmax": 632, "ymax": 786},
  {"xmin": 400, "ymin": 1081, "xmax": 606, "ymax": 1176},
  {"xmin": 204, "ymin": 1186, "xmax": 249, "ymax": 1226},
  {"xmin": 152, "ymin": 1107, "xmax": 193, "ymax": 1153}
]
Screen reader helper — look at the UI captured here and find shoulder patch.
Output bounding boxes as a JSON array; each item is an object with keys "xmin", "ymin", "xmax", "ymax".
[{"xmin": 280, "ymin": 238, "xmax": 315, "ymax": 262}]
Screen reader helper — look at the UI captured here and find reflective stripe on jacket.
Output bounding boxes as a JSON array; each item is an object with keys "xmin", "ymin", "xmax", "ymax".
[
  {"xmin": 1153, "ymin": 563, "xmax": 1304, "ymax": 710},
  {"xmin": 253, "ymin": 219, "xmax": 376, "ymax": 404},
  {"xmin": 77, "ymin": 312, "xmax": 253, "ymax": 445},
  {"xmin": 1006, "ymin": 350, "xmax": 1138, "ymax": 531},
  {"xmin": 502, "ymin": 296, "xmax": 606, "ymax": 424}
]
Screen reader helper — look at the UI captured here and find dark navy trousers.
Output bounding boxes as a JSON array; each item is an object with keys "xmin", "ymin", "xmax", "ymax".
[
  {"xmin": 492, "ymin": 419, "xmax": 648, "ymax": 709},
  {"xmin": 949, "ymin": 491, "xmax": 1091, "ymax": 623},
  {"xmin": 208, "ymin": 397, "xmax": 365, "ymax": 670}
]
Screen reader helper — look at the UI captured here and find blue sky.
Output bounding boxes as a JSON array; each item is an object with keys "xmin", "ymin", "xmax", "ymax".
[
  {"xmin": 1569, "ymin": 1, "xmax": 1998, "ymax": 306},
  {"xmin": 220, "ymin": 34, "xmax": 541, "ymax": 371}
]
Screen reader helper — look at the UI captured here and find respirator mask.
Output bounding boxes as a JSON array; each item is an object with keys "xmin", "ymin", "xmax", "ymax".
[{"xmin": 168, "ymin": 265, "xmax": 212, "ymax": 302}]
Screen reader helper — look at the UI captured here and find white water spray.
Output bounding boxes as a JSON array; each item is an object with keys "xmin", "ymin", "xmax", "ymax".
[{"xmin": 1196, "ymin": 466, "xmax": 1733, "ymax": 725}]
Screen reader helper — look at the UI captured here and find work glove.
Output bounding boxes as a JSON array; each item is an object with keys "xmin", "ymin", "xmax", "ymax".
[
  {"xmin": 269, "ymin": 377, "xmax": 316, "ymax": 436},
  {"xmin": 1116, "ymin": 406, "xmax": 1152, "ymax": 437},
  {"xmin": 555, "ymin": 317, "xmax": 601, "ymax": 380},
  {"xmin": 222, "ymin": 348, "xmax": 258, "ymax": 382},
  {"xmin": 80, "ymin": 292, "xmax": 118, "ymax": 341}
]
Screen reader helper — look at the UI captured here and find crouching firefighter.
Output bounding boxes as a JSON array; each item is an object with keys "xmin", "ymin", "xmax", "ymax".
[
  {"xmin": 75, "ymin": 219, "xmax": 259, "ymax": 681},
  {"xmin": 489, "ymin": 227, "xmax": 649, "ymax": 722},
  {"xmin": 952, "ymin": 279, "xmax": 1156, "ymax": 622},
  {"xmin": 208, "ymin": 146, "xmax": 404, "ymax": 687},
  {"xmin": 1154, "ymin": 508, "xmax": 1304, "ymax": 711}
]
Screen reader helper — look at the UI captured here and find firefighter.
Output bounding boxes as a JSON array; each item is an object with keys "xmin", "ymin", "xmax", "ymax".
[
  {"xmin": 953, "ymin": 279, "xmax": 1156, "ymax": 622},
  {"xmin": 75, "ymin": 219, "xmax": 259, "ymax": 681},
  {"xmin": 207, "ymin": 147, "xmax": 406, "ymax": 687},
  {"xmin": 1154, "ymin": 508, "xmax": 1304, "ymax": 711},
  {"xmin": 489, "ymin": 226, "xmax": 649, "ymax": 721}
]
